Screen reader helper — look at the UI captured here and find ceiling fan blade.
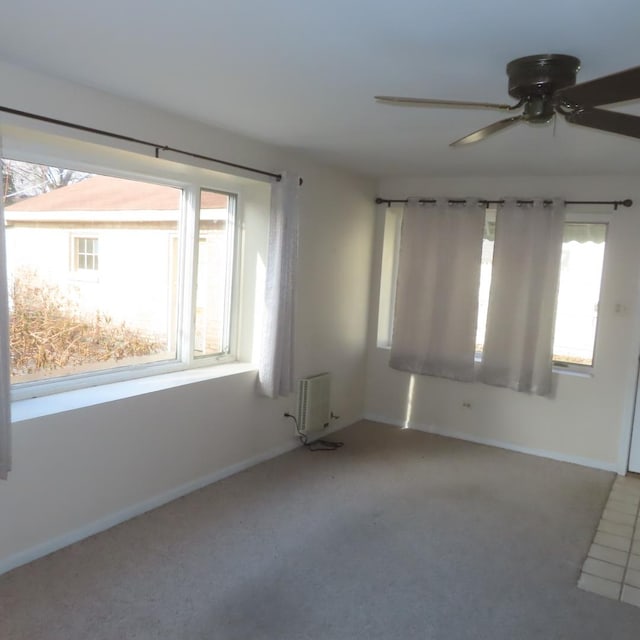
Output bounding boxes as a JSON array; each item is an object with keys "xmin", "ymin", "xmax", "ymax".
[
  {"xmin": 564, "ymin": 107, "xmax": 640, "ymax": 139},
  {"xmin": 555, "ymin": 65, "xmax": 640, "ymax": 108},
  {"xmin": 450, "ymin": 115, "xmax": 524, "ymax": 147},
  {"xmin": 375, "ymin": 96, "xmax": 517, "ymax": 111}
]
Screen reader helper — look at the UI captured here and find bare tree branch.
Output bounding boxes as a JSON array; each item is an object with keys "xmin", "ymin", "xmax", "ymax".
[{"xmin": 2, "ymin": 160, "xmax": 89, "ymax": 206}]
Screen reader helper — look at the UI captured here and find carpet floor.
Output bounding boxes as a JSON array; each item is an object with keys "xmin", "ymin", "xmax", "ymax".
[{"xmin": 2, "ymin": 420, "xmax": 640, "ymax": 639}]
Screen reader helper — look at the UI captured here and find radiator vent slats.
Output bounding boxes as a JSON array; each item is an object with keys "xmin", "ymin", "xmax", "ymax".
[{"xmin": 297, "ymin": 373, "xmax": 331, "ymax": 439}]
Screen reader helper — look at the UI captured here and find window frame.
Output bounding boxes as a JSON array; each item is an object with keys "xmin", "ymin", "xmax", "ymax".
[
  {"xmin": 3, "ymin": 132, "xmax": 268, "ymax": 402},
  {"xmin": 376, "ymin": 204, "xmax": 610, "ymax": 375},
  {"xmin": 549, "ymin": 212, "xmax": 609, "ymax": 372},
  {"xmin": 191, "ymin": 187, "xmax": 239, "ymax": 360},
  {"xmin": 73, "ymin": 236, "xmax": 99, "ymax": 271}
]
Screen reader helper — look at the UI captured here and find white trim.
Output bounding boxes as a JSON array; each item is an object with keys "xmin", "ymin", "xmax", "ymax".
[
  {"xmin": 0, "ymin": 436, "xmax": 301, "ymax": 576},
  {"xmin": 619, "ymin": 355, "xmax": 640, "ymax": 475},
  {"xmin": 0, "ymin": 419, "xmax": 351, "ymax": 576},
  {"xmin": 617, "ymin": 271, "xmax": 640, "ymax": 475},
  {"xmin": 363, "ymin": 412, "xmax": 618, "ymax": 473},
  {"xmin": 12, "ymin": 361, "xmax": 257, "ymax": 422}
]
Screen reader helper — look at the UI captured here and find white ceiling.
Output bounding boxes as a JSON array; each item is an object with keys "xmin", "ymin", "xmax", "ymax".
[{"xmin": 1, "ymin": 0, "xmax": 639, "ymax": 178}]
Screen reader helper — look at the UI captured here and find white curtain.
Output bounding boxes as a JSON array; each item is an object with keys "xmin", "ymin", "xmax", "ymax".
[
  {"xmin": 258, "ymin": 172, "xmax": 300, "ymax": 398},
  {"xmin": 389, "ymin": 197, "xmax": 485, "ymax": 382},
  {"xmin": 478, "ymin": 198, "xmax": 565, "ymax": 396},
  {"xmin": 0, "ymin": 143, "xmax": 11, "ymax": 479}
]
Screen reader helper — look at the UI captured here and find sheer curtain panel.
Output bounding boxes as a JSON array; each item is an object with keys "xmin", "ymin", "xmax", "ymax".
[
  {"xmin": 479, "ymin": 198, "xmax": 565, "ymax": 396},
  {"xmin": 258, "ymin": 173, "xmax": 300, "ymax": 398},
  {"xmin": 0, "ymin": 148, "xmax": 11, "ymax": 479},
  {"xmin": 389, "ymin": 198, "xmax": 485, "ymax": 381}
]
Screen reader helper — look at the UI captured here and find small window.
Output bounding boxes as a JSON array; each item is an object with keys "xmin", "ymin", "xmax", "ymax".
[
  {"xmin": 74, "ymin": 237, "xmax": 99, "ymax": 271},
  {"xmin": 378, "ymin": 207, "xmax": 608, "ymax": 370},
  {"xmin": 552, "ymin": 223, "xmax": 607, "ymax": 367},
  {"xmin": 475, "ymin": 216, "xmax": 607, "ymax": 367}
]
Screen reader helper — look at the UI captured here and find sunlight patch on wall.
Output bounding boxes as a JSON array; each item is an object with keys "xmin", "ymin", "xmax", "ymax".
[{"xmin": 403, "ymin": 374, "xmax": 416, "ymax": 429}]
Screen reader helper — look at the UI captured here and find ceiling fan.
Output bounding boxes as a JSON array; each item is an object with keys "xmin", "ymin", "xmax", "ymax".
[{"xmin": 375, "ymin": 54, "xmax": 640, "ymax": 146}]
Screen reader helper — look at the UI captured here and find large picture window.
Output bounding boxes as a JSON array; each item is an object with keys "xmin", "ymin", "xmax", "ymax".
[
  {"xmin": 3, "ymin": 159, "xmax": 239, "ymax": 393},
  {"xmin": 378, "ymin": 206, "xmax": 608, "ymax": 370}
]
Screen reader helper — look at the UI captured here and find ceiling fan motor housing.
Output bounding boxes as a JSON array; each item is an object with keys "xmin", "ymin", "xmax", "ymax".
[
  {"xmin": 375, "ymin": 53, "xmax": 640, "ymax": 145},
  {"xmin": 507, "ymin": 54, "xmax": 581, "ymax": 123}
]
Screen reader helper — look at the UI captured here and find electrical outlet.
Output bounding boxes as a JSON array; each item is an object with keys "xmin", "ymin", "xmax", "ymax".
[{"xmin": 462, "ymin": 402, "xmax": 472, "ymax": 409}]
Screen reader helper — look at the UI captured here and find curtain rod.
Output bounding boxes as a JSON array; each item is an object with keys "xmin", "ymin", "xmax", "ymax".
[
  {"xmin": 375, "ymin": 197, "xmax": 633, "ymax": 210},
  {"xmin": 0, "ymin": 105, "xmax": 303, "ymax": 184}
]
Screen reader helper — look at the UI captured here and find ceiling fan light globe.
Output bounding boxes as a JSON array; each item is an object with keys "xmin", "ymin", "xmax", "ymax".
[{"xmin": 523, "ymin": 95, "xmax": 555, "ymax": 123}]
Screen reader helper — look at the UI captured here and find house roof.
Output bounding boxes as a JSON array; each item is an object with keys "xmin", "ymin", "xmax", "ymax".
[{"xmin": 6, "ymin": 175, "xmax": 228, "ymax": 211}]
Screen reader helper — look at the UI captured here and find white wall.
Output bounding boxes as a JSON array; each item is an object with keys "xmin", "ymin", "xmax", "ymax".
[
  {"xmin": 7, "ymin": 225, "xmax": 179, "ymax": 336},
  {"xmin": 0, "ymin": 60, "xmax": 376, "ymax": 571},
  {"xmin": 365, "ymin": 175, "xmax": 640, "ymax": 471}
]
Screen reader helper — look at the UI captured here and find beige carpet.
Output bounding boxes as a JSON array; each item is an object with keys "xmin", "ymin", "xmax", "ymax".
[{"xmin": 2, "ymin": 420, "xmax": 640, "ymax": 639}]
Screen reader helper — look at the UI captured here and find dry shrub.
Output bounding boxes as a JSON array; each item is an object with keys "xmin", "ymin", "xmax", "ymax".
[{"xmin": 9, "ymin": 272, "xmax": 160, "ymax": 376}]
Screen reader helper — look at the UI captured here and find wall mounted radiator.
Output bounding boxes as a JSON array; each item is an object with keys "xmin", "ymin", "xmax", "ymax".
[{"xmin": 297, "ymin": 373, "xmax": 331, "ymax": 440}]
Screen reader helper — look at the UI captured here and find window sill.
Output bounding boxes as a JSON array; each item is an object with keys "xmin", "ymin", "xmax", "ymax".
[
  {"xmin": 375, "ymin": 346, "xmax": 594, "ymax": 379},
  {"xmin": 551, "ymin": 365, "xmax": 593, "ymax": 379},
  {"xmin": 11, "ymin": 362, "xmax": 258, "ymax": 423}
]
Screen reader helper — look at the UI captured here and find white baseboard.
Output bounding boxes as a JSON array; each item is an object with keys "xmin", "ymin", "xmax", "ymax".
[
  {"xmin": 0, "ymin": 437, "xmax": 302, "ymax": 576},
  {"xmin": 363, "ymin": 412, "xmax": 618, "ymax": 473},
  {"xmin": 0, "ymin": 419, "xmax": 355, "ymax": 576},
  {"xmin": 3, "ymin": 414, "xmax": 612, "ymax": 576}
]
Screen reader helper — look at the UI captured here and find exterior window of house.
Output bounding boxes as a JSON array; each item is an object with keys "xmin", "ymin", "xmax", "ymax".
[
  {"xmin": 74, "ymin": 237, "xmax": 99, "ymax": 271},
  {"xmin": 2, "ymin": 158, "xmax": 240, "ymax": 394},
  {"xmin": 378, "ymin": 206, "xmax": 608, "ymax": 370}
]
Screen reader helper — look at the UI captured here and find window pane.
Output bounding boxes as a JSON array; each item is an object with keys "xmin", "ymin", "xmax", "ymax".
[
  {"xmin": 474, "ymin": 217, "xmax": 605, "ymax": 367},
  {"xmin": 377, "ymin": 207, "xmax": 402, "ymax": 347},
  {"xmin": 553, "ymin": 223, "xmax": 607, "ymax": 366},
  {"xmin": 475, "ymin": 215, "xmax": 495, "ymax": 352},
  {"xmin": 3, "ymin": 160, "xmax": 181, "ymax": 384},
  {"xmin": 74, "ymin": 236, "xmax": 98, "ymax": 271},
  {"xmin": 193, "ymin": 189, "xmax": 234, "ymax": 358}
]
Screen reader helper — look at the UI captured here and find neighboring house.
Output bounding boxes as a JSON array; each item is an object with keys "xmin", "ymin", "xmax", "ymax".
[{"xmin": 5, "ymin": 175, "xmax": 230, "ymax": 358}]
